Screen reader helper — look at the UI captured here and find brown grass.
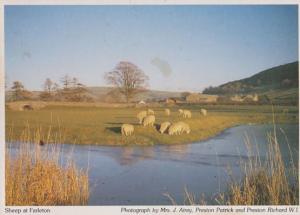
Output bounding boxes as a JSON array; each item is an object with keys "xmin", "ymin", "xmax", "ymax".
[
  {"xmin": 5, "ymin": 126, "xmax": 89, "ymax": 206},
  {"xmin": 220, "ymin": 129, "xmax": 298, "ymax": 205},
  {"xmin": 7, "ymin": 101, "xmax": 46, "ymax": 111},
  {"xmin": 165, "ymin": 124, "xmax": 299, "ymax": 205}
]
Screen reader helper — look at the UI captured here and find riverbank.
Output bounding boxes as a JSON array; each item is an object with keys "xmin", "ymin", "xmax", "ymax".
[
  {"xmin": 5, "ymin": 143, "xmax": 89, "ymax": 205},
  {"xmin": 6, "ymin": 124, "xmax": 298, "ymax": 205},
  {"xmin": 5, "ymin": 103, "xmax": 298, "ymax": 146}
]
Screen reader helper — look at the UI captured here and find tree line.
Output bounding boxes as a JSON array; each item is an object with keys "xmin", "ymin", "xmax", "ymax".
[
  {"xmin": 7, "ymin": 61, "xmax": 149, "ymax": 103},
  {"xmin": 9, "ymin": 75, "xmax": 91, "ymax": 102}
]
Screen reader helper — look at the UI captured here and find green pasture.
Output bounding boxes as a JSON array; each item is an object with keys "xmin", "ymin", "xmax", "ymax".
[{"xmin": 5, "ymin": 103, "xmax": 298, "ymax": 145}]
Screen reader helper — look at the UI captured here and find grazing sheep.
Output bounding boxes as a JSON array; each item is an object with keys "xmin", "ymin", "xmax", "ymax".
[
  {"xmin": 121, "ymin": 124, "xmax": 134, "ymax": 136},
  {"xmin": 159, "ymin": 121, "xmax": 171, "ymax": 134},
  {"xmin": 168, "ymin": 121, "xmax": 191, "ymax": 135},
  {"xmin": 178, "ymin": 109, "xmax": 183, "ymax": 116},
  {"xmin": 183, "ymin": 110, "xmax": 192, "ymax": 118},
  {"xmin": 168, "ymin": 122, "xmax": 183, "ymax": 135},
  {"xmin": 165, "ymin": 108, "xmax": 171, "ymax": 116},
  {"xmin": 147, "ymin": 109, "xmax": 155, "ymax": 115},
  {"xmin": 142, "ymin": 115, "xmax": 155, "ymax": 127},
  {"xmin": 137, "ymin": 111, "xmax": 147, "ymax": 124},
  {"xmin": 178, "ymin": 121, "xmax": 191, "ymax": 134},
  {"xmin": 200, "ymin": 108, "xmax": 207, "ymax": 116}
]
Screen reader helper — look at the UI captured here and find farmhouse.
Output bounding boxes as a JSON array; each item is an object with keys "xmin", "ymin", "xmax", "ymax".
[
  {"xmin": 230, "ymin": 94, "xmax": 259, "ymax": 102},
  {"xmin": 185, "ymin": 93, "xmax": 218, "ymax": 103},
  {"xmin": 165, "ymin": 98, "xmax": 180, "ymax": 104}
]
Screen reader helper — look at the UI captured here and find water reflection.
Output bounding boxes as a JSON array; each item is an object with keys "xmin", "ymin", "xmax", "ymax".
[
  {"xmin": 117, "ymin": 147, "xmax": 155, "ymax": 165},
  {"xmin": 164, "ymin": 144, "xmax": 190, "ymax": 159},
  {"xmin": 6, "ymin": 124, "xmax": 298, "ymax": 205}
]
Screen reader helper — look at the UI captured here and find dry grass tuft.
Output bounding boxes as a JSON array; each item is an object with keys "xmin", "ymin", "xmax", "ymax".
[
  {"xmin": 6, "ymin": 126, "xmax": 89, "ymax": 206},
  {"xmin": 165, "ymin": 126, "xmax": 298, "ymax": 205},
  {"xmin": 220, "ymin": 130, "xmax": 299, "ymax": 205}
]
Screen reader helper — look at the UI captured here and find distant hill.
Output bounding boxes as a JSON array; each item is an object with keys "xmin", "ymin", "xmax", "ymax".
[
  {"xmin": 203, "ymin": 61, "xmax": 298, "ymax": 95},
  {"xmin": 203, "ymin": 62, "xmax": 299, "ymax": 105},
  {"xmin": 6, "ymin": 86, "xmax": 182, "ymax": 103},
  {"xmin": 86, "ymin": 86, "xmax": 182, "ymax": 102}
]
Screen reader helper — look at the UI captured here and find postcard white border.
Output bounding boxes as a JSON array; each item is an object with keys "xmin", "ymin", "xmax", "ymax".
[{"xmin": 0, "ymin": 1, "xmax": 299, "ymax": 215}]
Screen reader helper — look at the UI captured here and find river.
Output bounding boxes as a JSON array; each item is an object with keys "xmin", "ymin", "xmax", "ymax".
[{"xmin": 6, "ymin": 124, "xmax": 299, "ymax": 205}]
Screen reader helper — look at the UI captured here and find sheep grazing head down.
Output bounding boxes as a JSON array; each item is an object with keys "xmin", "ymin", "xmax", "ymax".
[
  {"xmin": 142, "ymin": 115, "xmax": 155, "ymax": 127},
  {"xmin": 159, "ymin": 121, "xmax": 171, "ymax": 134},
  {"xmin": 168, "ymin": 121, "xmax": 191, "ymax": 135},
  {"xmin": 137, "ymin": 111, "xmax": 147, "ymax": 124},
  {"xmin": 178, "ymin": 109, "xmax": 183, "ymax": 116},
  {"xmin": 182, "ymin": 110, "xmax": 192, "ymax": 118},
  {"xmin": 121, "ymin": 124, "xmax": 134, "ymax": 136},
  {"xmin": 200, "ymin": 108, "xmax": 207, "ymax": 116}
]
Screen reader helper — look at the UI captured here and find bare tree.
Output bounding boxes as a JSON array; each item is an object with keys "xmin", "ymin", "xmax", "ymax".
[
  {"xmin": 11, "ymin": 81, "xmax": 32, "ymax": 100},
  {"xmin": 105, "ymin": 61, "xmax": 149, "ymax": 102},
  {"xmin": 52, "ymin": 82, "xmax": 60, "ymax": 92},
  {"xmin": 43, "ymin": 78, "xmax": 53, "ymax": 93},
  {"xmin": 72, "ymin": 77, "xmax": 78, "ymax": 88},
  {"xmin": 61, "ymin": 74, "xmax": 72, "ymax": 89},
  {"xmin": 11, "ymin": 81, "xmax": 24, "ymax": 100}
]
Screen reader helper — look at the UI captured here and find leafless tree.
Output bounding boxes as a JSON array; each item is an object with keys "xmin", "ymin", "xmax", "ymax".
[
  {"xmin": 105, "ymin": 61, "xmax": 149, "ymax": 103},
  {"xmin": 71, "ymin": 77, "xmax": 78, "ymax": 88},
  {"xmin": 52, "ymin": 82, "xmax": 60, "ymax": 92},
  {"xmin": 11, "ymin": 81, "xmax": 32, "ymax": 100},
  {"xmin": 61, "ymin": 74, "xmax": 72, "ymax": 89},
  {"xmin": 11, "ymin": 81, "xmax": 24, "ymax": 100},
  {"xmin": 43, "ymin": 78, "xmax": 53, "ymax": 93}
]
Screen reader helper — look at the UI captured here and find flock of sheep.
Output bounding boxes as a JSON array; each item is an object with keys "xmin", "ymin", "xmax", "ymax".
[{"xmin": 121, "ymin": 107, "xmax": 208, "ymax": 137}]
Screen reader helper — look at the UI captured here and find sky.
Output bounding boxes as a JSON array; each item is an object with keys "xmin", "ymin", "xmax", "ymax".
[{"xmin": 5, "ymin": 5, "xmax": 298, "ymax": 92}]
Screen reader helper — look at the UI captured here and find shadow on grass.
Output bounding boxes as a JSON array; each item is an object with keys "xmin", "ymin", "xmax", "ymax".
[
  {"xmin": 106, "ymin": 126, "xmax": 121, "ymax": 134},
  {"xmin": 115, "ymin": 116, "xmax": 137, "ymax": 120},
  {"xmin": 106, "ymin": 123, "xmax": 160, "ymax": 134},
  {"xmin": 154, "ymin": 123, "xmax": 160, "ymax": 132},
  {"xmin": 106, "ymin": 122, "xmax": 140, "ymax": 126}
]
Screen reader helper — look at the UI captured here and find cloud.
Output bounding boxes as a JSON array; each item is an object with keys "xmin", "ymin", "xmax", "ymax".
[{"xmin": 151, "ymin": 57, "xmax": 172, "ymax": 77}]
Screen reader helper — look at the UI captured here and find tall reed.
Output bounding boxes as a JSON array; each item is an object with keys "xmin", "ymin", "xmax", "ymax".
[
  {"xmin": 5, "ymin": 124, "xmax": 89, "ymax": 206},
  {"xmin": 165, "ymin": 126, "xmax": 298, "ymax": 205},
  {"xmin": 220, "ymin": 129, "xmax": 298, "ymax": 205}
]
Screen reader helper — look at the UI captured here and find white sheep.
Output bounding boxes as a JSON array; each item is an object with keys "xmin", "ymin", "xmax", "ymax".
[
  {"xmin": 121, "ymin": 124, "xmax": 134, "ymax": 136},
  {"xmin": 159, "ymin": 121, "xmax": 171, "ymax": 134},
  {"xmin": 168, "ymin": 122, "xmax": 183, "ymax": 135},
  {"xmin": 183, "ymin": 110, "xmax": 192, "ymax": 118},
  {"xmin": 137, "ymin": 111, "xmax": 147, "ymax": 124},
  {"xmin": 168, "ymin": 121, "xmax": 191, "ymax": 135},
  {"xmin": 142, "ymin": 115, "xmax": 155, "ymax": 127},
  {"xmin": 178, "ymin": 121, "xmax": 191, "ymax": 134},
  {"xmin": 200, "ymin": 108, "xmax": 207, "ymax": 116},
  {"xmin": 178, "ymin": 109, "xmax": 183, "ymax": 116},
  {"xmin": 165, "ymin": 108, "xmax": 171, "ymax": 116},
  {"xmin": 147, "ymin": 109, "xmax": 155, "ymax": 115}
]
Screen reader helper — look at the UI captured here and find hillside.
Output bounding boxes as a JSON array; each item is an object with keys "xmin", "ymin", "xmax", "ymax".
[
  {"xmin": 86, "ymin": 87, "xmax": 182, "ymax": 102},
  {"xmin": 203, "ymin": 62, "xmax": 299, "ymax": 105},
  {"xmin": 203, "ymin": 61, "xmax": 298, "ymax": 95}
]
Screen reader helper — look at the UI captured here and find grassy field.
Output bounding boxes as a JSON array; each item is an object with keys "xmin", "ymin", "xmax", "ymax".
[{"xmin": 6, "ymin": 102, "xmax": 299, "ymax": 146}]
